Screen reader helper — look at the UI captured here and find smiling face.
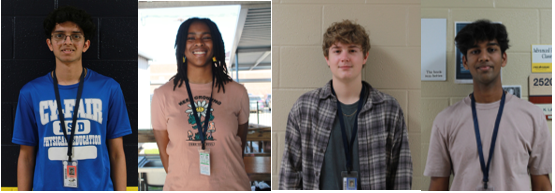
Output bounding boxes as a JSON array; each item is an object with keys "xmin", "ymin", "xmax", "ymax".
[
  {"xmin": 463, "ymin": 39, "xmax": 507, "ymax": 86},
  {"xmin": 46, "ymin": 21, "xmax": 90, "ymax": 65},
  {"xmin": 325, "ymin": 42, "xmax": 369, "ymax": 82},
  {"xmin": 184, "ymin": 21, "xmax": 214, "ymax": 69}
]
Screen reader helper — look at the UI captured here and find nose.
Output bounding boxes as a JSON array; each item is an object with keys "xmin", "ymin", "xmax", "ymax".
[
  {"xmin": 193, "ymin": 38, "xmax": 204, "ymax": 46},
  {"xmin": 339, "ymin": 51, "xmax": 350, "ymax": 62},
  {"xmin": 63, "ymin": 35, "xmax": 73, "ymax": 45},
  {"xmin": 478, "ymin": 50, "xmax": 489, "ymax": 62}
]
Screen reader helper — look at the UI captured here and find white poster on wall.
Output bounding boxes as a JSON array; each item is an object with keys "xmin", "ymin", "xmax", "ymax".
[{"xmin": 421, "ymin": 18, "xmax": 446, "ymax": 81}]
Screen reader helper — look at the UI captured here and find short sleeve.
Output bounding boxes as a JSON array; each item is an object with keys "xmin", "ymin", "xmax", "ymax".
[
  {"xmin": 106, "ymin": 82, "xmax": 132, "ymax": 139},
  {"xmin": 237, "ymin": 86, "xmax": 249, "ymax": 125},
  {"xmin": 12, "ymin": 89, "xmax": 39, "ymax": 146},
  {"xmin": 528, "ymin": 111, "xmax": 552, "ymax": 175},
  {"xmin": 423, "ymin": 117, "xmax": 452, "ymax": 177},
  {"xmin": 151, "ymin": 87, "xmax": 168, "ymax": 130}
]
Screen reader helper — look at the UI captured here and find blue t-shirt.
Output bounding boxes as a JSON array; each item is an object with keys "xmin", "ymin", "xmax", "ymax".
[{"xmin": 12, "ymin": 69, "xmax": 132, "ymax": 191}]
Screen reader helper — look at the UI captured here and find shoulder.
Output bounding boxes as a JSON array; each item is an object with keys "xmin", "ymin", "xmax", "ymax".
[
  {"xmin": 434, "ymin": 97, "xmax": 468, "ymax": 124},
  {"xmin": 223, "ymin": 80, "xmax": 248, "ymax": 95},
  {"xmin": 506, "ymin": 93, "xmax": 545, "ymax": 117},
  {"xmin": 87, "ymin": 69, "xmax": 121, "ymax": 90},
  {"xmin": 364, "ymin": 82, "xmax": 403, "ymax": 114},
  {"xmin": 294, "ymin": 86, "xmax": 326, "ymax": 109},
  {"xmin": 20, "ymin": 73, "xmax": 51, "ymax": 96},
  {"xmin": 153, "ymin": 79, "xmax": 176, "ymax": 96}
]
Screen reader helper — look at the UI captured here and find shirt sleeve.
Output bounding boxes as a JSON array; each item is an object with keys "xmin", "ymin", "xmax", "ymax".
[
  {"xmin": 388, "ymin": 104, "xmax": 412, "ymax": 190},
  {"xmin": 237, "ymin": 85, "xmax": 249, "ymax": 125},
  {"xmin": 528, "ymin": 110, "xmax": 552, "ymax": 175},
  {"xmin": 423, "ymin": 114, "xmax": 452, "ymax": 177},
  {"xmin": 279, "ymin": 100, "xmax": 303, "ymax": 190},
  {"xmin": 151, "ymin": 87, "xmax": 167, "ymax": 131},
  {"xmin": 106, "ymin": 82, "xmax": 132, "ymax": 139},
  {"xmin": 12, "ymin": 88, "xmax": 39, "ymax": 146}
]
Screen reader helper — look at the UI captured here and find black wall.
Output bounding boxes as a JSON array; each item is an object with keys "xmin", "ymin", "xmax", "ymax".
[{"xmin": 1, "ymin": 0, "xmax": 138, "ymax": 188}]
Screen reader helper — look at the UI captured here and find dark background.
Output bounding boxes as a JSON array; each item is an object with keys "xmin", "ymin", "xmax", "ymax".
[{"xmin": 1, "ymin": 0, "xmax": 138, "ymax": 188}]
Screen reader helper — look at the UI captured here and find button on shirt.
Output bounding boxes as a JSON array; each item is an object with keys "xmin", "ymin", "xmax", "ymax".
[{"xmin": 278, "ymin": 81, "xmax": 412, "ymax": 190}]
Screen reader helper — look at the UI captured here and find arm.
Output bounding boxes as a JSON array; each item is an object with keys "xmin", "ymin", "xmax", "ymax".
[
  {"xmin": 531, "ymin": 174, "xmax": 552, "ymax": 191},
  {"xmin": 388, "ymin": 108, "xmax": 412, "ymax": 190},
  {"xmin": 278, "ymin": 102, "xmax": 303, "ymax": 190},
  {"xmin": 108, "ymin": 137, "xmax": 127, "ymax": 191},
  {"xmin": 17, "ymin": 145, "xmax": 35, "ymax": 191},
  {"xmin": 238, "ymin": 122, "xmax": 248, "ymax": 157},
  {"xmin": 153, "ymin": 129, "xmax": 170, "ymax": 173},
  {"xmin": 429, "ymin": 176, "xmax": 450, "ymax": 191}
]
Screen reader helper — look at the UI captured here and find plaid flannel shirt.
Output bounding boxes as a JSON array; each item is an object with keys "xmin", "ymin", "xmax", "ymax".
[{"xmin": 279, "ymin": 81, "xmax": 412, "ymax": 190}]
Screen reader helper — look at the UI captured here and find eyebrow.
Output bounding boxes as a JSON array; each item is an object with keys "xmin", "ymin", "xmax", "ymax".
[
  {"xmin": 188, "ymin": 32, "xmax": 211, "ymax": 35},
  {"xmin": 330, "ymin": 45, "xmax": 361, "ymax": 49},
  {"xmin": 469, "ymin": 42, "xmax": 500, "ymax": 49},
  {"xmin": 53, "ymin": 30, "xmax": 82, "ymax": 33}
]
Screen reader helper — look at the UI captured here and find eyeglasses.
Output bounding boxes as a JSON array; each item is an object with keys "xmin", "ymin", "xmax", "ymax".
[{"xmin": 51, "ymin": 33, "xmax": 84, "ymax": 43}]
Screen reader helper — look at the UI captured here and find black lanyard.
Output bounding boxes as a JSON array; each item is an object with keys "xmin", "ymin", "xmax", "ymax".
[
  {"xmin": 330, "ymin": 82, "xmax": 365, "ymax": 173},
  {"xmin": 470, "ymin": 91, "xmax": 505, "ymax": 189},
  {"xmin": 53, "ymin": 68, "xmax": 85, "ymax": 162},
  {"xmin": 184, "ymin": 77, "xmax": 214, "ymax": 150}
]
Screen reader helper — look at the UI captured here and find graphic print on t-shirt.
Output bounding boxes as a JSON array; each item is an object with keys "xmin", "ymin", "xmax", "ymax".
[
  {"xmin": 179, "ymin": 95, "xmax": 222, "ymax": 147},
  {"xmin": 39, "ymin": 98, "xmax": 103, "ymax": 161}
]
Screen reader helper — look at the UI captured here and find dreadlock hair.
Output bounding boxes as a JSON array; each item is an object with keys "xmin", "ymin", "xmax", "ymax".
[
  {"xmin": 172, "ymin": 17, "xmax": 232, "ymax": 93},
  {"xmin": 455, "ymin": 19, "xmax": 510, "ymax": 57}
]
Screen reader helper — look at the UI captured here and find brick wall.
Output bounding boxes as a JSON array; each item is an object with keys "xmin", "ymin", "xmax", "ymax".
[
  {"xmin": 1, "ymin": 0, "xmax": 138, "ymax": 187},
  {"xmin": 421, "ymin": 0, "xmax": 552, "ymax": 190},
  {"xmin": 271, "ymin": 0, "xmax": 421, "ymax": 190}
]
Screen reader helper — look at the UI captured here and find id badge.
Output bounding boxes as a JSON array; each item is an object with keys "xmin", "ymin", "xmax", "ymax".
[
  {"xmin": 63, "ymin": 160, "xmax": 78, "ymax": 188},
  {"xmin": 476, "ymin": 183, "xmax": 494, "ymax": 191},
  {"xmin": 341, "ymin": 171, "xmax": 358, "ymax": 190},
  {"xmin": 198, "ymin": 148, "xmax": 210, "ymax": 176}
]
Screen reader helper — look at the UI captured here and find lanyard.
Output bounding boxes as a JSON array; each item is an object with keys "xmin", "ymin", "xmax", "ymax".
[
  {"xmin": 330, "ymin": 82, "xmax": 365, "ymax": 173},
  {"xmin": 184, "ymin": 77, "xmax": 214, "ymax": 150},
  {"xmin": 53, "ymin": 68, "xmax": 85, "ymax": 162},
  {"xmin": 470, "ymin": 91, "xmax": 505, "ymax": 189}
]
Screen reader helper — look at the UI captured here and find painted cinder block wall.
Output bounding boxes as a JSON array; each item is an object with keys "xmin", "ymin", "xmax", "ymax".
[
  {"xmin": 421, "ymin": 0, "xmax": 552, "ymax": 190},
  {"xmin": 272, "ymin": 0, "xmax": 421, "ymax": 190},
  {"xmin": 1, "ymin": 0, "xmax": 138, "ymax": 187}
]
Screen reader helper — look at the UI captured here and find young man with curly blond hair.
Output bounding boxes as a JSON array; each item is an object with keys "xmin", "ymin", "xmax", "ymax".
[{"xmin": 279, "ymin": 20, "xmax": 412, "ymax": 190}]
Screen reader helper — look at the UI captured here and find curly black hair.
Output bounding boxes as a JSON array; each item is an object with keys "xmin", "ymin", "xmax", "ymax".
[
  {"xmin": 172, "ymin": 18, "xmax": 232, "ymax": 93},
  {"xmin": 455, "ymin": 19, "xmax": 510, "ymax": 57},
  {"xmin": 43, "ymin": 6, "xmax": 96, "ymax": 41}
]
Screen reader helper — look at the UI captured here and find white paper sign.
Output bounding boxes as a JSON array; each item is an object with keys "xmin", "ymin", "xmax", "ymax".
[
  {"xmin": 532, "ymin": 45, "xmax": 552, "ymax": 63},
  {"xmin": 421, "ymin": 18, "xmax": 447, "ymax": 81}
]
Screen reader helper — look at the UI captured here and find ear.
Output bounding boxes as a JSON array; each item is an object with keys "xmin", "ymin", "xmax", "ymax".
[
  {"xmin": 82, "ymin": 39, "xmax": 91, "ymax": 52},
  {"xmin": 501, "ymin": 52, "xmax": 507, "ymax": 67},
  {"xmin": 362, "ymin": 52, "xmax": 369, "ymax": 66},
  {"xmin": 325, "ymin": 56, "xmax": 330, "ymax": 67},
  {"xmin": 462, "ymin": 55, "xmax": 469, "ymax": 70},
  {"xmin": 46, "ymin": 39, "xmax": 53, "ymax": 51}
]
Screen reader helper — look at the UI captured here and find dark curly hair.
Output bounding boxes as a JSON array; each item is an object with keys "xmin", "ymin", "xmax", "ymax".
[
  {"xmin": 455, "ymin": 19, "xmax": 510, "ymax": 57},
  {"xmin": 43, "ymin": 6, "xmax": 96, "ymax": 41},
  {"xmin": 322, "ymin": 20, "xmax": 371, "ymax": 58},
  {"xmin": 172, "ymin": 18, "xmax": 232, "ymax": 93}
]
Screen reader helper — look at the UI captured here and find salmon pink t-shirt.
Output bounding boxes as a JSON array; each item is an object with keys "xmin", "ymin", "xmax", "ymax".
[{"xmin": 151, "ymin": 80, "xmax": 251, "ymax": 191}]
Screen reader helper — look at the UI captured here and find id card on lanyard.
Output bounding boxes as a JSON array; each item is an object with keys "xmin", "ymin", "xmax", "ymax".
[
  {"xmin": 184, "ymin": 75, "xmax": 215, "ymax": 176},
  {"xmin": 470, "ymin": 91, "xmax": 506, "ymax": 191},
  {"xmin": 331, "ymin": 82, "xmax": 365, "ymax": 190},
  {"xmin": 53, "ymin": 68, "xmax": 85, "ymax": 188}
]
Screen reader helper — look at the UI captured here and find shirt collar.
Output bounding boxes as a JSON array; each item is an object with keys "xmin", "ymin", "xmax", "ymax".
[{"xmin": 319, "ymin": 80, "xmax": 387, "ymax": 106}]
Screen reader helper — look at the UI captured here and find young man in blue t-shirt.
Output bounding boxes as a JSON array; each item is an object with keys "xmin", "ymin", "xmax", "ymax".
[{"xmin": 12, "ymin": 6, "xmax": 132, "ymax": 191}]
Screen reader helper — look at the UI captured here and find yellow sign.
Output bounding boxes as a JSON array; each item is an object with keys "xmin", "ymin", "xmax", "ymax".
[
  {"xmin": 531, "ymin": 45, "xmax": 552, "ymax": 73},
  {"xmin": 532, "ymin": 63, "xmax": 552, "ymax": 72}
]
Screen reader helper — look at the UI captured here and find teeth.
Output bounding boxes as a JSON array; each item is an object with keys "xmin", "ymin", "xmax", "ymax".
[{"xmin": 193, "ymin": 51, "xmax": 206, "ymax": 54}]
